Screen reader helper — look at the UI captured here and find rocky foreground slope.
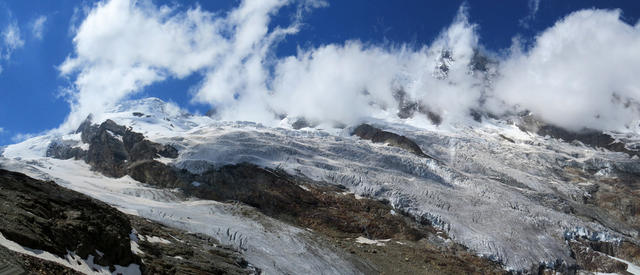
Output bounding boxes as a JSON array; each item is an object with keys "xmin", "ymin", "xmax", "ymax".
[
  {"xmin": 0, "ymin": 168, "xmax": 258, "ymax": 274},
  {"xmin": 2, "ymin": 97, "xmax": 640, "ymax": 274}
]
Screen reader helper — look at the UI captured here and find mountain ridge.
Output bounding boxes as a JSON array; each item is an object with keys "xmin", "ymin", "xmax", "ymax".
[{"xmin": 2, "ymin": 97, "xmax": 640, "ymax": 274}]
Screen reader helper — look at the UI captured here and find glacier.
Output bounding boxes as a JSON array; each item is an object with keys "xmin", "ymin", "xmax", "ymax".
[{"xmin": 2, "ymin": 97, "xmax": 640, "ymax": 272}]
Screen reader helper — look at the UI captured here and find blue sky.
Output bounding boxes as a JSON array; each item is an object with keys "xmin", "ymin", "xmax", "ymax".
[{"xmin": 0, "ymin": 0, "xmax": 639, "ymax": 145}]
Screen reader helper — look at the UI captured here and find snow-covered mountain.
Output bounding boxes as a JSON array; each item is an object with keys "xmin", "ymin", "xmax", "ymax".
[{"xmin": 2, "ymin": 97, "xmax": 640, "ymax": 274}]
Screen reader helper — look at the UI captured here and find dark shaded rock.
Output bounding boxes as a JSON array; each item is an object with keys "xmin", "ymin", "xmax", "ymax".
[
  {"xmin": 422, "ymin": 107, "xmax": 443, "ymax": 125},
  {"xmin": 181, "ymin": 163, "xmax": 428, "ymax": 241},
  {"xmin": 185, "ymin": 163, "xmax": 318, "ymax": 219},
  {"xmin": 393, "ymin": 89, "xmax": 442, "ymax": 125},
  {"xmin": 498, "ymin": 134, "xmax": 515, "ymax": 143},
  {"xmin": 75, "ymin": 115, "xmax": 95, "ymax": 138},
  {"xmin": 581, "ymin": 240, "xmax": 640, "ymax": 266},
  {"xmin": 352, "ymin": 124, "xmax": 431, "ymax": 158},
  {"xmin": 518, "ymin": 115, "xmax": 639, "ymax": 157},
  {"xmin": 292, "ymin": 118, "xmax": 313, "ymax": 130},
  {"xmin": 127, "ymin": 160, "xmax": 183, "ymax": 188},
  {"xmin": 468, "ymin": 49, "xmax": 498, "ymax": 76},
  {"xmin": 470, "ymin": 109, "xmax": 483, "ymax": 123},
  {"xmin": 85, "ymin": 121, "xmax": 130, "ymax": 177},
  {"xmin": 132, "ymin": 112, "xmax": 145, "ymax": 117},
  {"xmin": 46, "ymin": 142, "xmax": 86, "ymax": 160},
  {"xmin": 0, "ymin": 169, "xmax": 139, "ymax": 268},
  {"xmin": 77, "ymin": 119, "xmax": 179, "ymax": 177},
  {"xmin": 393, "ymin": 89, "xmax": 418, "ymax": 119},
  {"xmin": 569, "ymin": 240, "xmax": 628, "ymax": 273},
  {"xmin": 434, "ymin": 49, "xmax": 453, "ymax": 80},
  {"xmin": 129, "ymin": 216, "xmax": 259, "ymax": 275},
  {"xmin": 0, "ymin": 245, "xmax": 83, "ymax": 275},
  {"xmin": 206, "ymin": 108, "xmax": 217, "ymax": 118}
]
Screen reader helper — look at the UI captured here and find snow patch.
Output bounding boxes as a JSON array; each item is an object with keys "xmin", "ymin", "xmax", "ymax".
[
  {"xmin": 140, "ymin": 235, "xmax": 171, "ymax": 244},
  {"xmin": 355, "ymin": 236, "xmax": 391, "ymax": 246}
]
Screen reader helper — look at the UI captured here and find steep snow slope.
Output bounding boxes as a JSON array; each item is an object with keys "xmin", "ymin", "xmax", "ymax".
[{"xmin": 3, "ymin": 97, "xmax": 640, "ymax": 271}]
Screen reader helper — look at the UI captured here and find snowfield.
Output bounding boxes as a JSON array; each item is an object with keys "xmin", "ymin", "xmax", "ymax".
[{"xmin": 2, "ymin": 97, "xmax": 640, "ymax": 272}]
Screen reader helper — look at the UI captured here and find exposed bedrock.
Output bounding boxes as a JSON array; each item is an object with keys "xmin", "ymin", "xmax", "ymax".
[
  {"xmin": 518, "ymin": 114, "xmax": 639, "ymax": 157},
  {"xmin": 47, "ymin": 118, "xmax": 179, "ymax": 178},
  {"xmin": 0, "ymin": 168, "xmax": 258, "ymax": 274},
  {"xmin": 0, "ymin": 169, "xmax": 139, "ymax": 269},
  {"xmin": 352, "ymin": 123, "xmax": 432, "ymax": 158}
]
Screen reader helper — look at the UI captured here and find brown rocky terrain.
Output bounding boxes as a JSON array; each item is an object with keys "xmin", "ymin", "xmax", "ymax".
[
  {"xmin": 0, "ymin": 169, "xmax": 139, "ymax": 269},
  {"xmin": 352, "ymin": 123, "xmax": 432, "ymax": 158},
  {"xmin": 0, "ymin": 168, "xmax": 258, "ymax": 274}
]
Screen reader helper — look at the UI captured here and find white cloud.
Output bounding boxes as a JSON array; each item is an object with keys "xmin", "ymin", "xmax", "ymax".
[
  {"xmin": 60, "ymin": 0, "xmax": 640, "ymax": 133},
  {"xmin": 11, "ymin": 133, "xmax": 35, "ymax": 143},
  {"xmin": 0, "ymin": 19, "xmax": 24, "ymax": 74},
  {"xmin": 520, "ymin": 0, "xmax": 541, "ymax": 27},
  {"xmin": 255, "ymin": 7, "xmax": 482, "ymax": 125},
  {"xmin": 31, "ymin": 15, "xmax": 47, "ymax": 40},
  {"xmin": 59, "ymin": 0, "xmax": 322, "ymax": 130},
  {"xmin": 490, "ymin": 9, "xmax": 640, "ymax": 131},
  {"xmin": 2, "ymin": 20, "xmax": 24, "ymax": 60},
  {"xmin": 0, "ymin": 127, "xmax": 4, "ymax": 134}
]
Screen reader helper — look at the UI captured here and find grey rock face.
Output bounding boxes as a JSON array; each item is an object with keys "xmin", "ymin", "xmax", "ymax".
[
  {"xmin": 0, "ymin": 245, "xmax": 82, "ymax": 275},
  {"xmin": 129, "ymin": 215, "xmax": 259, "ymax": 275},
  {"xmin": 66, "ymin": 118, "xmax": 179, "ymax": 178},
  {"xmin": 0, "ymin": 168, "xmax": 259, "ymax": 274},
  {"xmin": 569, "ymin": 240, "xmax": 628, "ymax": 273},
  {"xmin": 392, "ymin": 89, "xmax": 442, "ymax": 124},
  {"xmin": 45, "ymin": 141, "xmax": 86, "ymax": 160},
  {"xmin": 518, "ymin": 114, "xmax": 639, "ymax": 157},
  {"xmin": 352, "ymin": 123, "xmax": 431, "ymax": 158},
  {"xmin": 0, "ymin": 169, "xmax": 139, "ymax": 268},
  {"xmin": 126, "ymin": 160, "xmax": 183, "ymax": 188}
]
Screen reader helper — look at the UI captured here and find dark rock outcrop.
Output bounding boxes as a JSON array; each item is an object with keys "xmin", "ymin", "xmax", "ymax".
[
  {"xmin": 129, "ymin": 216, "xmax": 258, "ymax": 275},
  {"xmin": 127, "ymin": 160, "xmax": 183, "ymax": 188},
  {"xmin": 46, "ymin": 141, "xmax": 86, "ymax": 160},
  {"xmin": 392, "ymin": 89, "xmax": 442, "ymax": 125},
  {"xmin": 291, "ymin": 118, "xmax": 314, "ymax": 130},
  {"xmin": 0, "ymin": 245, "xmax": 82, "ymax": 275},
  {"xmin": 352, "ymin": 124, "xmax": 431, "ymax": 158},
  {"xmin": 569, "ymin": 240, "xmax": 628, "ymax": 273},
  {"xmin": 518, "ymin": 114, "xmax": 639, "ymax": 157},
  {"xmin": 0, "ymin": 169, "xmax": 139, "ymax": 268},
  {"xmin": 69, "ymin": 119, "xmax": 179, "ymax": 178},
  {"xmin": 0, "ymin": 168, "xmax": 259, "ymax": 274},
  {"xmin": 183, "ymin": 163, "xmax": 427, "ymax": 241}
]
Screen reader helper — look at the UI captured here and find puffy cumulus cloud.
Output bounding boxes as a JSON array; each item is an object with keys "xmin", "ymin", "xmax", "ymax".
[
  {"xmin": 489, "ymin": 9, "xmax": 640, "ymax": 131},
  {"xmin": 59, "ymin": 0, "xmax": 228, "ymax": 129},
  {"xmin": 59, "ymin": 0, "xmax": 322, "ymax": 131},
  {"xmin": 255, "ymin": 8, "xmax": 482, "ymax": 125},
  {"xmin": 31, "ymin": 15, "xmax": 47, "ymax": 40}
]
